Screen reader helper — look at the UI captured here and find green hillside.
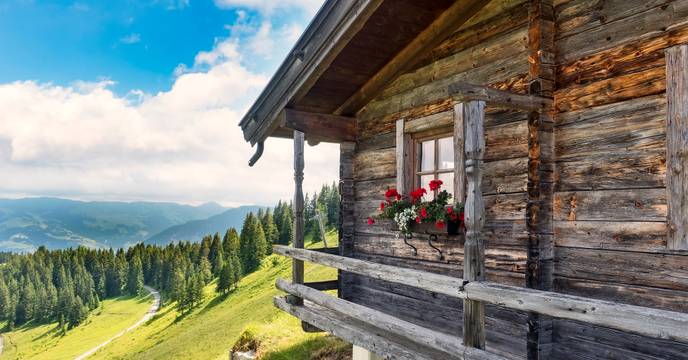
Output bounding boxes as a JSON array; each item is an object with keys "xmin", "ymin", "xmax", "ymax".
[
  {"xmin": 1, "ymin": 292, "xmax": 153, "ymax": 360},
  {"xmin": 17, "ymin": 231, "xmax": 347, "ymax": 360}
]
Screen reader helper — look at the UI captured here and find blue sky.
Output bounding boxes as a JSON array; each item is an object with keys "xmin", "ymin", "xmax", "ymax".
[
  {"xmin": 0, "ymin": 0, "xmax": 339, "ymax": 206},
  {"xmin": 0, "ymin": 0, "xmax": 314, "ymax": 95}
]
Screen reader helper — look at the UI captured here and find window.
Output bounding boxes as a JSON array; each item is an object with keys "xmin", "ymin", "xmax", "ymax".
[{"xmin": 415, "ymin": 135, "xmax": 454, "ymax": 200}]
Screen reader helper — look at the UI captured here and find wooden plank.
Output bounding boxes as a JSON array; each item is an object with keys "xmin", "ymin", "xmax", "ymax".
[
  {"xmin": 554, "ymin": 221, "xmax": 667, "ymax": 253},
  {"xmin": 553, "ymin": 189, "xmax": 667, "ymax": 222},
  {"xmin": 666, "ymin": 45, "xmax": 688, "ymax": 250},
  {"xmin": 395, "ymin": 119, "xmax": 413, "ymax": 195},
  {"xmin": 463, "ymin": 100, "xmax": 487, "ymax": 349},
  {"xmin": 555, "ymin": 0, "xmax": 688, "ymax": 64},
  {"xmin": 554, "ymin": 66, "xmax": 666, "ymax": 113},
  {"xmin": 274, "ymin": 246, "xmax": 688, "ymax": 343},
  {"xmin": 450, "ymin": 82, "xmax": 552, "ymax": 111},
  {"xmin": 277, "ymin": 109, "xmax": 356, "ymax": 143},
  {"xmin": 291, "ymin": 130, "xmax": 305, "ymax": 306},
  {"xmin": 464, "ymin": 281, "xmax": 688, "ymax": 344},
  {"xmin": 273, "ymin": 297, "xmax": 450, "ymax": 360},
  {"xmin": 554, "ymin": 247, "xmax": 688, "ymax": 292},
  {"xmin": 335, "ymin": 0, "xmax": 492, "ymax": 115},
  {"xmin": 276, "ymin": 279, "xmax": 506, "ymax": 360}
]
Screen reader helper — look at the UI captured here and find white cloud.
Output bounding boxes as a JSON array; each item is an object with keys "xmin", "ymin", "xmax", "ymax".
[
  {"xmin": 0, "ymin": 32, "xmax": 339, "ymax": 206},
  {"xmin": 213, "ymin": 0, "xmax": 322, "ymax": 15},
  {"xmin": 120, "ymin": 33, "xmax": 141, "ymax": 44}
]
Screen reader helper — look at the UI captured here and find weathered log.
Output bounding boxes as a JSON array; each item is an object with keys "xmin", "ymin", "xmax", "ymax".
[
  {"xmin": 335, "ymin": 0, "xmax": 492, "ymax": 115},
  {"xmin": 450, "ymin": 83, "xmax": 551, "ymax": 112},
  {"xmin": 462, "ymin": 100, "xmax": 487, "ymax": 349},
  {"xmin": 273, "ymin": 297, "xmax": 449, "ymax": 360},
  {"xmin": 666, "ymin": 45, "xmax": 688, "ymax": 250},
  {"xmin": 291, "ymin": 130, "xmax": 305, "ymax": 306},
  {"xmin": 276, "ymin": 279, "xmax": 506, "ymax": 360},
  {"xmin": 273, "ymin": 246, "xmax": 688, "ymax": 343},
  {"xmin": 277, "ymin": 109, "xmax": 356, "ymax": 143}
]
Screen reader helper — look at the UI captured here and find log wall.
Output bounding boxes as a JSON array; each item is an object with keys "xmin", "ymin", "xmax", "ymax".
[
  {"xmin": 352, "ymin": 1, "xmax": 531, "ymax": 358},
  {"xmin": 551, "ymin": 0, "xmax": 688, "ymax": 358},
  {"xmin": 346, "ymin": 0, "xmax": 688, "ymax": 359}
]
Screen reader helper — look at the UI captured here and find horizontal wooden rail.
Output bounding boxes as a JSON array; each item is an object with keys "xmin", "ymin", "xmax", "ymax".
[
  {"xmin": 276, "ymin": 279, "xmax": 504, "ymax": 360},
  {"xmin": 273, "ymin": 245, "xmax": 688, "ymax": 343},
  {"xmin": 275, "ymin": 297, "xmax": 444, "ymax": 360},
  {"xmin": 274, "ymin": 245, "xmax": 464, "ymax": 299},
  {"xmin": 448, "ymin": 82, "xmax": 552, "ymax": 112}
]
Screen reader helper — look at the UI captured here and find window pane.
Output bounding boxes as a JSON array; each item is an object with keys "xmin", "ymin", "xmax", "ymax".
[
  {"xmin": 438, "ymin": 172, "xmax": 454, "ymax": 202},
  {"xmin": 420, "ymin": 174, "xmax": 434, "ymax": 201},
  {"xmin": 420, "ymin": 140, "xmax": 435, "ymax": 172},
  {"xmin": 438, "ymin": 137, "xmax": 454, "ymax": 170}
]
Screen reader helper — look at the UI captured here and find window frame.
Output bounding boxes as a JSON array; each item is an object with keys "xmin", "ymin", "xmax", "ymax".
[{"xmin": 412, "ymin": 131, "xmax": 454, "ymax": 198}]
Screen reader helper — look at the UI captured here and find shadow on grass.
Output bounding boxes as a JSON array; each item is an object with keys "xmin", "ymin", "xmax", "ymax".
[{"xmin": 261, "ymin": 336, "xmax": 351, "ymax": 360}]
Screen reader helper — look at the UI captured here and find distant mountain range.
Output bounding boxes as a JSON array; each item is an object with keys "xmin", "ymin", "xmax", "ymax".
[{"xmin": 0, "ymin": 198, "xmax": 263, "ymax": 252}]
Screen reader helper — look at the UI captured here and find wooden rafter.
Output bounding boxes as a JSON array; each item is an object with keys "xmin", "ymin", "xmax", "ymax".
[
  {"xmin": 275, "ymin": 109, "xmax": 356, "ymax": 143},
  {"xmin": 335, "ymin": 0, "xmax": 492, "ymax": 116},
  {"xmin": 449, "ymin": 82, "xmax": 552, "ymax": 111}
]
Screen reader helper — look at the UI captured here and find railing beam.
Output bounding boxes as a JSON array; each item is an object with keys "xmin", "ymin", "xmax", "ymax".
[{"xmin": 273, "ymin": 246, "xmax": 688, "ymax": 344}]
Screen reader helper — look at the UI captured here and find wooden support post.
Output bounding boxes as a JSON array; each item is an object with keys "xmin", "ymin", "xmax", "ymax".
[
  {"xmin": 453, "ymin": 103, "xmax": 466, "ymax": 203},
  {"xmin": 339, "ymin": 142, "xmax": 356, "ymax": 300},
  {"xmin": 526, "ymin": 1, "xmax": 555, "ymax": 358},
  {"xmin": 666, "ymin": 45, "xmax": 688, "ymax": 251},
  {"xmin": 395, "ymin": 119, "xmax": 413, "ymax": 195},
  {"xmin": 461, "ymin": 101, "xmax": 486, "ymax": 349},
  {"xmin": 291, "ymin": 130, "xmax": 305, "ymax": 306}
]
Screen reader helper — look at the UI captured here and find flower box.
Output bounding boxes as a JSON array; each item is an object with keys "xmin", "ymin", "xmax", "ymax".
[{"xmin": 410, "ymin": 220, "xmax": 462, "ymax": 236}]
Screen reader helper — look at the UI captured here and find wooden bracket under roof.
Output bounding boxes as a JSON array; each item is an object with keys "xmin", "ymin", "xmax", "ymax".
[{"xmin": 272, "ymin": 108, "xmax": 357, "ymax": 144}]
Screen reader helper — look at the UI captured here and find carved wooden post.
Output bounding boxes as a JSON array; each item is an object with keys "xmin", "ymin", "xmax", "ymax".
[
  {"xmin": 395, "ymin": 119, "xmax": 413, "ymax": 194},
  {"xmin": 666, "ymin": 45, "xmax": 688, "ymax": 250},
  {"xmin": 291, "ymin": 130, "xmax": 305, "ymax": 305},
  {"xmin": 461, "ymin": 101, "xmax": 486, "ymax": 349},
  {"xmin": 453, "ymin": 103, "xmax": 466, "ymax": 203}
]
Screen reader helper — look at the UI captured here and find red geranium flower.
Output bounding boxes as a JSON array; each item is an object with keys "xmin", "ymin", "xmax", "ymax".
[
  {"xmin": 385, "ymin": 188, "xmax": 401, "ymax": 200},
  {"xmin": 435, "ymin": 220, "xmax": 445, "ymax": 229},
  {"xmin": 459, "ymin": 212, "xmax": 465, "ymax": 221},
  {"xmin": 415, "ymin": 216, "xmax": 421, "ymax": 223},
  {"xmin": 409, "ymin": 187, "xmax": 427, "ymax": 202},
  {"xmin": 379, "ymin": 202, "xmax": 385, "ymax": 211},
  {"xmin": 449, "ymin": 212, "xmax": 458, "ymax": 221},
  {"xmin": 429, "ymin": 179, "xmax": 443, "ymax": 191},
  {"xmin": 367, "ymin": 217, "xmax": 375, "ymax": 225},
  {"xmin": 419, "ymin": 207, "xmax": 428, "ymax": 219},
  {"xmin": 446, "ymin": 207, "xmax": 453, "ymax": 214}
]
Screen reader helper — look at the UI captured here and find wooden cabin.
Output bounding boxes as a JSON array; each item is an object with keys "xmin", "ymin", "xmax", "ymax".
[{"xmin": 239, "ymin": 0, "xmax": 688, "ymax": 359}]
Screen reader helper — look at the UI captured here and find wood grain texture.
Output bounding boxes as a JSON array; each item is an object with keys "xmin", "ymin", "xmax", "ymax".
[
  {"xmin": 291, "ymin": 131, "xmax": 305, "ymax": 307},
  {"xmin": 336, "ymin": 0, "xmax": 492, "ymax": 115},
  {"xmin": 463, "ymin": 101, "xmax": 487, "ymax": 349},
  {"xmin": 276, "ymin": 279, "xmax": 506, "ymax": 360},
  {"xmin": 666, "ymin": 45, "xmax": 688, "ymax": 250},
  {"xmin": 395, "ymin": 119, "xmax": 413, "ymax": 195}
]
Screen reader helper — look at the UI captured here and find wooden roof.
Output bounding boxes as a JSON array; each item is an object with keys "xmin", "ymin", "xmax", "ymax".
[{"xmin": 238, "ymin": 0, "xmax": 474, "ymax": 146}]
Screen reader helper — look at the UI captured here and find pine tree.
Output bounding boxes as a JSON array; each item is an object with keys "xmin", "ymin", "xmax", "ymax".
[
  {"xmin": 209, "ymin": 233, "xmax": 224, "ymax": 276},
  {"xmin": 261, "ymin": 209, "xmax": 279, "ymax": 252},
  {"xmin": 216, "ymin": 262, "xmax": 233, "ymax": 294},
  {"xmin": 127, "ymin": 256, "xmax": 144, "ymax": 295},
  {"xmin": 0, "ymin": 277, "xmax": 11, "ymax": 320}
]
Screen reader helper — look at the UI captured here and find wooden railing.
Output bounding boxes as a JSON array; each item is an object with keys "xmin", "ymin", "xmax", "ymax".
[{"xmin": 274, "ymin": 245, "xmax": 688, "ymax": 344}]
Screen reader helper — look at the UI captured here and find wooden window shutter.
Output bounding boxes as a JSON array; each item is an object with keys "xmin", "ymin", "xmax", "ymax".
[
  {"xmin": 396, "ymin": 119, "xmax": 413, "ymax": 194},
  {"xmin": 666, "ymin": 45, "xmax": 688, "ymax": 250},
  {"xmin": 453, "ymin": 103, "xmax": 467, "ymax": 204}
]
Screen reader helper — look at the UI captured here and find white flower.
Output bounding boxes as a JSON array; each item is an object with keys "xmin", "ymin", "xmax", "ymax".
[{"xmin": 393, "ymin": 205, "xmax": 417, "ymax": 235}]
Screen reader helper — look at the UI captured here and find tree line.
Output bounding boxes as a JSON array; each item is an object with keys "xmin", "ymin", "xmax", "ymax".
[{"xmin": 0, "ymin": 183, "xmax": 339, "ymax": 331}]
